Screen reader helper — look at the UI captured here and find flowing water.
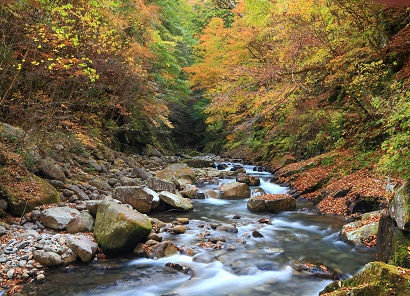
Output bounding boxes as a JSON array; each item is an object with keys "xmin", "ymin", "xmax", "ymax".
[{"xmin": 23, "ymin": 163, "xmax": 374, "ymax": 296}]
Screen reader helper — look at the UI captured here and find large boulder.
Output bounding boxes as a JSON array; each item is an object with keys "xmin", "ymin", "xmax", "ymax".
[
  {"xmin": 319, "ymin": 262, "xmax": 410, "ymax": 295},
  {"xmin": 38, "ymin": 158, "xmax": 66, "ymax": 182},
  {"xmin": 155, "ymin": 163, "xmax": 196, "ymax": 187},
  {"xmin": 376, "ymin": 212, "xmax": 410, "ymax": 268},
  {"xmin": 33, "ymin": 250, "xmax": 62, "ymax": 267},
  {"xmin": 40, "ymin": 207, "xmax": 81, "ymax": 230},
  {"xmin": 389, "ymin": 180, "xmax": 410, "ymax": 232},
  {"xmin": 147, "ymin": 177, "xmax": 176, "ymax": 193},
  {"xmin": 132, "ymin": 167, "xmax": 153, "ymax": 180},
  {"xmin": 218, "ymin": 182, "xmax": 250, "ymax": 199},
  {"xmin": 94, "ymin": 201, "xmax": 152, "ymax": 256},
  {"xmin": 67, "ymin": 235, "xmax": 98, "ymax": 262},
  {"xmin": 340, "ymin": 211, "xmax": 381, "ymax": 248},
  {"xmin": 66, "ymin": 211, "xmax": 95, "ymax": 233},
  {"xmin": 113, "ymin": 186, "xmax": 159, "ymax": 214},
  {"xmin": 183, "ymin": 158, "xmax": 215, "ymax": 168},
  {"xmin": 247, "ymin": 194, "xmax": 296, "ymax": 213},
  {"xmin": 159, "ymin": 191, "xmax": 193, "ymax": 212},
  {"xmin": 145, "ymin": 240, "xmax": 179, "ymax": 258}
]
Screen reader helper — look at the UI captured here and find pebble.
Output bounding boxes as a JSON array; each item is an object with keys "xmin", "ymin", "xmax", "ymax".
[
  {"xmin": 36, "ymin": 274, "xmax": 45, "ymax": 281},
  {"xmin": 7, "ymin": 269, "xmax": 15, "ymax": 279},
  {"xmin": 173, "ymin": 225, "xmax": 187, "ymax": 234}
]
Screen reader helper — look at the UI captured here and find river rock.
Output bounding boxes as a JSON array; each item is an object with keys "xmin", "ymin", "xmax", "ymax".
[
  {"xmin": 67, "ymin": 235, "xmax": 98, "ymax": 262},
  {"xmin": 340, "ymin": 211, "xmax": 380, "ymax": 247},
  {"xmin": 85, "ymin": 200, "xmax": 103, "ymax": 217},
  {"xmin": 376, "ymin": 212, "xmax": 410, "ymax": 268},
  {"xmin": 155, "ymin": 163, "xmax": 196, "ymax": 187},
  {"xmin": 38, "ymin": 158, "xmax": 66, "ymax": 182},
  {"xmin": 0, "ymin": 163, "xmax": 60, "ymax": 216},
  {"xmin": 319, "ymin": 262, "xmax": 410, "ymax": 295},
  {"xmin": 218, "ymin": 182, "xmax": 250, "ymax": 199},
  {"xmin": 389, "ymin": 180, "xmax": 410, "ymax": 232},
  {"xmin": 33, "ymin": 250, "xmax": 62, "ymax": 267},
  {"xmin": 247, "ymin": 194, "xmax": 296, "ymax": 213},
  {"xmin": 113, "ymin": 186, "xmax": 159, "ymax": 214},
  {"xmin": 291, "ymin": 260, "xmax": 339, "ymax": 280},
  {"xmin": 132, "ymin": 166, "xmax": 153, "ymax": 180},
  {"xmin": 159, "ymin": 191, "xmax": 193, "ymax": 212},
  {"xmin": 147, "ymin": 177, "xmax": 176, "ymax": 193},
  {"xmin": 66, "ymin": 211, "xmax": 94, "ymax": 233},
  {"xmin": 236, "ymin": 173, "xmax": 261, "ymax": 186},
  {"xmin": 145, "ymin": 241, "xmax": 179, "ymax": 258},
  {"xmin": 183, "ymin": 158, "xmax": 215, "ymax": 168},
  {"xmin": 94, "ymin": 201, "xmax": 152, "ymax": 255},
  {"xmin": 180, "ymin": 184, "xmax": 199, "ymax": 199},
  {"xmin": 173, "ymin": 225, "xmax": 187, "ymax": 234},
  {"xmin": 40, "ymin": 207, "xmax": 80, "ymax": 230}
]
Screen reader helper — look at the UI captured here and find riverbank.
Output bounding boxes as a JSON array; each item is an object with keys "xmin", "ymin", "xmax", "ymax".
[{"xmin": 0, "ymin": 124, "xmax": 408, "ymax": 295}]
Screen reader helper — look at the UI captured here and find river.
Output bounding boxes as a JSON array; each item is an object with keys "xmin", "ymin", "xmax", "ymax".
[{"xmin": 23, "ymin": 163, "xmax": 374, "ymax": 296}]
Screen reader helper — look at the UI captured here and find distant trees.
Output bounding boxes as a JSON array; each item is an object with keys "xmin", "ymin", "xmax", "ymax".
[{"xmin": 186, "ymin": 0, "xmax": 410, "ymax": 177}]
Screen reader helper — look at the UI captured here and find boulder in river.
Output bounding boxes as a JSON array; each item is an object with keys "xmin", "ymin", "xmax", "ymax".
[
  {"xmin": 236, "ymin": 173, "xmax": 261, "ymax": 186},
  {"xmin": 159, "ymin": 191, "xmax": 193, "ymax": 212},
  {"xmin": 218, "ymin": 182, "xmax": 250, "ymax": 199},
  {"xmin": 113, "ymin": 186, "xmax": 159, "ymax": 214},
  {"xmin": 319, "ymin": 262, "xmax": 410, "ymax": 295},
  {"xmin": 145, "ymin": 240, "xmax": 179, "ymax": 258},
  {"xmin": 247, "ymin": 194, "xmax": 296, "ymax": 213},
  {"xmin": 94, "ymin": 201, "xmax": 152, "ymax": 256},
  {"xmin": 291, "ymin": 259, "xmax": 339, "ymax": 280},
  {"xmin": 340, "ymin": 210, "xmax": 380, "ymax": 248}
]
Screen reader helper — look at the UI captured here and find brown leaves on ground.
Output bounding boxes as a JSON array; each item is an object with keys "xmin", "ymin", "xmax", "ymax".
[
  {"xmin": 254, "ymin": 194, "xmax": 292, "ymax": 201},
  {"xmin": 275, "ymin": 149, "xmax": 400, "ymax": 216}
]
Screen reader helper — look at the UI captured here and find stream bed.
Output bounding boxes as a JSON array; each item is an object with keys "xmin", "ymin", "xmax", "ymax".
[{"xmin": 23, "ymin": 163, "xmax": 374, "ymax": 296}]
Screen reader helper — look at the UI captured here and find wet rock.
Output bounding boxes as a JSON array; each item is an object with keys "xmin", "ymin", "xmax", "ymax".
[
  {"xmin": 33, "ymin": 250, "xmax": 62, "ymax": 267},
  {"xmin": 217, "ymin": 224, "xmax": 238, "ymax": 233},
  {"xmin": 291, "ymin": 260, "xmax": 339, "ymax": 280},
  {"xmin": 192, "ymin": 253, "xmax": 216, "ymax": 263},
  {"xmin": 389, "ymin": 180, "xmax": 410, "ymax": 232},
  {"xmin": 147, "ymin": 233, "xmax": 162, "ymax": 242},
  {"xmin": 66, "ymin": 211, "xmax": 94, "ymax": 234},
  {"xmin": 172, "ymin": 225, "xmax": 186, "ymax": 234},
  {"xmin": 180, "ymin": 184, "xmax": 199, "ymax": 199},
  {"xmin": 155, "ymin": 163, "xmax": 196, "ymax": 187},
  {"xmin": 176, "ymin": 218, "xmax": 189, "ymax": 224},
  {"xmin": 320, "ymin": 262, "xmax": 410, "ymax": 295},
  {"xmin": 218, "ymin": 182, "xmax": 250, "ymax": 199},
  {"xmin": 40, "ymin": 207, "xmax": 81, "ymax": 230},
  {"xmin": 203, "ymin": 189, "xmax": 219, "ymax": 199},
  {"xmin": 247, "ymin": 194, "xmax": 296, "ymax": 213},
  {"xmin": 94, "ymin": 201, "xmax": 152, "ymax": 256},
  {"xmin": 148, "ymin": 178, "xmax": 176, "ymax": 193},
  {"xmin": 236, "ymin": 173, "xmax": 261, "ymax": 186},
  {"xmin": 208, "ymin": 236, "xmax": 226, "ymax": 243},
  {"xmin": 146, "ymin": 241, "xmax": 179, "ymax": 258},
  {"xmin": 165, "ymin": 262, "xmax": 194, "ymax": 276},
  {"xmin": 217, "ymin": 164, "xmax": 228, "ymax": 170},
  {"xmin": 159, "ymin": 191, "xmax": 193, "ymax": 212},
  {"xmin": 252, "ymin": 230, "xmax": 264, "ymax": 238},
  {"xmin": 376, "ymin": 212, "xmax": 410, "ymax": 268},
  {"xmin": 113, "ymin": 186, "xmax": 159, "ymax": 214},
  {"xmin": 67, "ymin": 235, "xmax": 98, "ymax": 262},
  {"xmin": 340, "ymin": 211, "xmax": 381, "ymax": 248},
  {"xmin": 230, "ymin": 165, "xmax": 244, "ymax": 172}
]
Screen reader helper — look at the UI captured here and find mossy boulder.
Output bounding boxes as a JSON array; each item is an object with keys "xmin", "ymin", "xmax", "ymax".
[
  {"xmin": 389, "ymin": 180, "xmax": 410, "ymax": 232},
  {"xmin": 340, "ymin": 211, "xmax": 381, "ymax": 248},
  {"xmin": 0, "ymin": 161, "xmax": 60, "ymax": 216},
  {"xmin": 236, "ymin": 173, "xmax": 261, "ymax": 186},
  {"xmin": 376, "ymin": 212, "xmax": 410, "ymax": 268},
  {"xmin": 94, "ymin": 201, "xmax": 152, "ymax": 256},
  {"xmin": 319, "ymin": 262, "xmax": 410, "ymax": 295}
]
